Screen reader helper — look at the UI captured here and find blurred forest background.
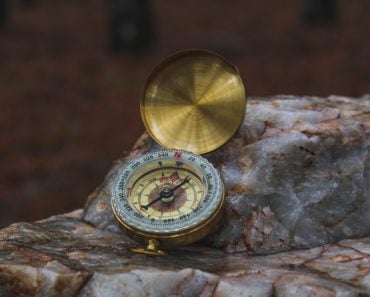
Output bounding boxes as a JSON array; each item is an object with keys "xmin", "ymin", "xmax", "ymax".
[{"xmin": 0, "ymin": 0, "xmax": 369, "ymax": 227}]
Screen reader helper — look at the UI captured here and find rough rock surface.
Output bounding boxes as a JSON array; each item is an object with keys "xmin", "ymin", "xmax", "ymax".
[
  {"xmin": 84, "ymin": 95, "xmax": 370, "ymax": 254},
  {"xmin": 1, "ymin": 211, "xmax": 370, "ymax": 296},
  {"xmin": 2, "ymin": 95, "xmax": 370, "ymax": 296}
]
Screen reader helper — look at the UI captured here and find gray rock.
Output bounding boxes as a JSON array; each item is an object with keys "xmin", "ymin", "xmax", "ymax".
[
  {"xmin": 2, "ymin": 95, "xmax": 370, "ymax": 296},
  {"xmin": 0, "ymin": 211, "xmax": 369, "ymax": 296},
  {"xmin": 84, "ymin": 95, "xmax": 370, "ymax": 254}
]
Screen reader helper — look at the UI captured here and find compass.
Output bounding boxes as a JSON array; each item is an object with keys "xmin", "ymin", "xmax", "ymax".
[
  {"xmin": 111, "ymin": 50, "xmax": 246, "ymax": 255},
  {"xmin": 111, "ymin": 150, "xmax": 224, "ymax": 255}
]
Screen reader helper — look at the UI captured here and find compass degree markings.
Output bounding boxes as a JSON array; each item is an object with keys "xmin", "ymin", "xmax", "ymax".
[{"xmin": 113, "ymin": 150, "xmax": 223, "ymax": 234}]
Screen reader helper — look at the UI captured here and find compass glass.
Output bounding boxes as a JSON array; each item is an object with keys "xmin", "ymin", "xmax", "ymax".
[{"xmin": 111, "ymin": 150, "xmax": 223, "ymax": 234}]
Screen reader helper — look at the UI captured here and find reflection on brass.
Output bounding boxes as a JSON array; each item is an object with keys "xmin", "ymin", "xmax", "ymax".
[
  {"xmin": 130, "ymin": 239, "xmax": 167, "ymax": 256},
  {"xmin": 141, "ymin": 50, "xmax": 246, "ymax": 154}
]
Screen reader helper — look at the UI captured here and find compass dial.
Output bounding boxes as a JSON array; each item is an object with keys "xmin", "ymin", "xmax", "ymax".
[{"xmin": 111, "ymin": 150, "xmax": 224, "ymax": 235}]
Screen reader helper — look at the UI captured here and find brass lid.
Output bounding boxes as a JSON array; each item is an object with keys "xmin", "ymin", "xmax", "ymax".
[{"xmin": 140, "ymin": 50, "xmax": 246, "ymax": 154}]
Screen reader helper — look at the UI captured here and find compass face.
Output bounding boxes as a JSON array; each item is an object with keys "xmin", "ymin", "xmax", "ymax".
[{"xmin": 111, "ymin": 150, "xmax": 223, "ymax": 234}]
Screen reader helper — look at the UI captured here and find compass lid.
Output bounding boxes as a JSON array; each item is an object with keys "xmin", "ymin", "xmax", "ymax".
[{"xmin": 140, "ymin": 49, "xmax": 246, "ymax": 154}]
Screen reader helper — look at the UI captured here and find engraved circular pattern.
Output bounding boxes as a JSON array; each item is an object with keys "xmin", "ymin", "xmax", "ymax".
[{"xmin": 140, "ymin": 50, "xmax": 246, "ymax": 154}]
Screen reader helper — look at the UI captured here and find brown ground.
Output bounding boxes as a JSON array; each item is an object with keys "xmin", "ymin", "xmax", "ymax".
[{"xmin": 0, "ymin": 0, "xmax": 369, "ymax": 227}]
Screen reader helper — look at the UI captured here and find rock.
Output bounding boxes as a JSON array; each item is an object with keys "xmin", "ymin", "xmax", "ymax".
[
  {"xmin": 2, "ymin": 95, "xmax": 370, "ymax": 296},
  {"xmin": 84, "ymin": 95, "xmax": 370, "ymax": 254},
  {"xmin": 0, "ymin": 211, "xmax": 370, "ymax": 296}
]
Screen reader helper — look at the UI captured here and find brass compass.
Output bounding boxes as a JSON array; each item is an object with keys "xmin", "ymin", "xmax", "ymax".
[{"xmin": 111, "ymin": 50, "xmax": 246, "ymax": 255}]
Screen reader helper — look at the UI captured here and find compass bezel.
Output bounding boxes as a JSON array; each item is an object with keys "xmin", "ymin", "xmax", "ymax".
[{"xmin": 111, "ymin": 149, "xmax": 225, "ymax": 248}]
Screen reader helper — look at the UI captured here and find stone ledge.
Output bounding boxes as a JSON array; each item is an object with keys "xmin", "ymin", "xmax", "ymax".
[{"xmin": 0, "ymin": 211, "xmax": 369, "ymax": 296}]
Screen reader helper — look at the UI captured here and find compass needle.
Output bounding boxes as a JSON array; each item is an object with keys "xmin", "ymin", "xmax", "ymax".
[{"xmin": 111, "ymin": 150, "xmax": 225, "ymax": 254}]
